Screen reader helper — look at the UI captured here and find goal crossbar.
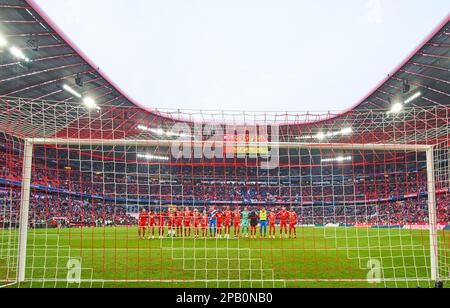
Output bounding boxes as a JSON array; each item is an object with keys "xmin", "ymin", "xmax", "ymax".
[{"xmin": 29, "ymin": 138, "xmax": 432, "ymax": 152}]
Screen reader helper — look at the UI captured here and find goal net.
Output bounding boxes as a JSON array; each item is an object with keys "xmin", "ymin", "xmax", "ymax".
[{"xmin": 0, "ymin": 97, "xmax": 448, "ymax": 288}]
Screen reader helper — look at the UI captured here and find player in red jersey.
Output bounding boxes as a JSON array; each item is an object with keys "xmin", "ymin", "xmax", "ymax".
[
  {"xmin": 157, "ymin": 210, "xmax": 166, "ymax": 238},
  {"xmin": 148, "ymin": 209, "xmax": 156, "ymax": 239},
  {"xmin": 183, "ymin": 207, "xmax": 192, "ymax": 238},
  {"xmin": 175, "ymin": 209, "xmax": 183, "ymax": 237},
  {"xmin": 223, "ymin": 206, "xmax": 232, "ymax": 239},
  {"xmin": 233, "ymin": 208, "xmax": 241, "ymax": 238},
  {"xmin": 138, "ymin": 208, "xmax": 148, "ymax": 239},
  {"xmin": 268, "ymin": 210, "xmax": 277, "ymax": 239},
  {"xmin": 201, "ymin": 210, "xmax": 209, "ymax": 238},
  {"xmin": 289, "ymin": 209, "xmax": 298, "ymax": 239},
  {"xmin": 278, "ymin": 207, "xmax": 289, "ymax": 239},
  {"xmin": 216, "ymin": 210, "xmax": 224, "ymax": 238},
  {"xmin": 193, "ymin": 209, "xmax": 201, "ymax": 238},
  {"xmin": 167, "ymin": 209, "xmax": 176, "ymax": 237}
]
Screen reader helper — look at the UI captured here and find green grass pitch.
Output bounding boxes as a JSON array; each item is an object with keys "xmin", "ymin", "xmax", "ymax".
[{"xmin": 0, "ymin": 227, "xmax": 448, "ymax": 288}]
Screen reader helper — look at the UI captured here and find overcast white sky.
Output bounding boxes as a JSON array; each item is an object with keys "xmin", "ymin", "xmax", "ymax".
[{"xmin": 35, "ymin": 0, "xmax": 449, "ymax": 112}]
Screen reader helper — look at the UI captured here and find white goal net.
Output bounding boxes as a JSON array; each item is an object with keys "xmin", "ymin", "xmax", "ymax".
[{"xmin": 0, "ymin": 97, "xmax": 449, "ymax": 288}]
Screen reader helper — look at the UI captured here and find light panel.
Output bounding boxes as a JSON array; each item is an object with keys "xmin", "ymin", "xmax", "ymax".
[
  {"xmin": 0, "ymin": 33, "xmax": 7, "ymax": 47},
  {"xmin": 405, "ymin": 92, "xmax": 422, "ymax": 104},
  {"xmin": 137, "ymin": 153, "xmax": 170, "ymax": 161},
  {"xmin": 321, "ymin": 156, "xmax": 352, "ymax": 163},
  {"xmin": 298, "ymin": 127, "xmax": 353, "ymax": 140},
  {"xmin": 9, "ymin": 46, "xmax": 29, "ymax": 61},
  {"xmin": 62, "ymin": 84, "xmax": 82, "ymax": 98}
]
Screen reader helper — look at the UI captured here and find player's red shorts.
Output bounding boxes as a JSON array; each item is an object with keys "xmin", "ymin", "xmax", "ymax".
[
  {"xmin": 168, "ymin": 218, "xmax": 175, "ymax": 227},
  {"xmin": 280, "ymin": 221, "xmax": 287, "ymax": 228},
  {"xmin": 176, "ymin": 219, "xmax": 183, "ymax": 227},
  {"xmin": 201, "ymin": 217, "xmax": 208, "ymax": 228},
  {"xmin": 224, "ymin": 220, "xmax": 231, "ymax": 227},
  {"xmin": 269, "ymin": 223, "xmax": 276, "ymax": 228},
  {"xmin": 194, "ymin": 221, "xmax": 199, "ymax": 228},
  {"xmin": 234, "ymin": 221, "xmax": 240, "ymax": 228},
  {"xmin": 184, "ymin": 220, "xmax": 191, "ymax": 227},
  {"xmin": 149, "ymin": 220, "xmax": 156, "ymax": 227},
  {"xmin": 139, "ymin": 221, "xmax": 147, "ymax": 228},
  {"xmin": 217, "ymin": 222, "xmax": 223, "ymax": 228},
  {"xmin": 290, "ymin": 223, "xmax": 297, "ymax": 228}
]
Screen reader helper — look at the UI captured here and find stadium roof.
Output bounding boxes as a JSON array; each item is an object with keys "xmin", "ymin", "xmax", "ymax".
[{"xmin": 0, "ymin": 0, "xmax": 449, "ymax": 146}]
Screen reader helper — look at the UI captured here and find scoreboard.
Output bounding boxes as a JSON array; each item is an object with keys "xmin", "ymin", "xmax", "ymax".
[{"xmin": 223, "ymin": 134, "xmax": 269, "ymax": 155}]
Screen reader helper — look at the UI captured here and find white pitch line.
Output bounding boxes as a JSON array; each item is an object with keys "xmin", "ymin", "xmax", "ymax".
[
  {"xmin": 0, "ymin": 281, "xmax": 17, "ymax": 288},
  {"xmin": 16, "ymin": 277, "xmax": 449, "ymax": 284},
  {"xmin": 0, "ymin": 246, "xmax": 433, "ymax": 253}
]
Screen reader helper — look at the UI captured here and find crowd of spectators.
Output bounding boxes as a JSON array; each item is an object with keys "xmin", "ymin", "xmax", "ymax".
[
  {"xmin": 6, "ymin": 156, "xmax": 429, "ymax": 204},
  {"xmin": 1, "ymin": 189, "xmax": 449, "ymax": 228}
]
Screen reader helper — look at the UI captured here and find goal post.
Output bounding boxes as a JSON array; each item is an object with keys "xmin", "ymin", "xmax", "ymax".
[
  {"xmin": 13, "ymin": 137, "xmax": 441, "ymax": 285},
  {"xmin": 17, "ymin": 139, "xmax": 33, "ymax": 283},
  {"xmin": 426, "ymin": 146, "xmax": 440, "ymax": 283}
]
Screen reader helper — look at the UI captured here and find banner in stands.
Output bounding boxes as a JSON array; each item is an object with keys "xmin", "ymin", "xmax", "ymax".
[{"xmin": 403, "ymin": 223, "xmax": 448, "ymax": 230}]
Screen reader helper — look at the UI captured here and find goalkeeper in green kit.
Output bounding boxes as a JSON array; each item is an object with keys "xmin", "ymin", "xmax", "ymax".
[{"xmin": 241, "ymin": 207, "xmax": 250, "ymax": 238}]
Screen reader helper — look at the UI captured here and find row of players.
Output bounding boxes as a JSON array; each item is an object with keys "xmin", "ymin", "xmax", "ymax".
[{"xmin": 138, "ymin": 206, "xmax": 299, "ymax": 239}]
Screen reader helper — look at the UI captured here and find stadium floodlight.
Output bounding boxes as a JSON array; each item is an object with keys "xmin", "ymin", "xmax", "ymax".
[
  {"xmin": 404, "ymin": 92, "xmax": 422, "ymax": 104},
  {"xmin": 138, "ymin": 124, "xmax": 193, "ymax": 138},
  {"xmin": 83, "ymin": 97, "xmax": 99, "ymax": 110},
  {"xmin": 138, "ymin": 124, "xmax": 164, "ymax": 135},
  {"xmin": 298, "ymin": 127, "xmax": 353, "ymax": 140},
  {"xmin": 341, "ymin": 127, "xmax": 353, "ymax": 135},
  {"xmin": 62, "ymin": 84, "xmax": 82, "ymax": 98},
  {"xmin": 154, "ymin": 128, "xmax": 165, "ymax": 136},
  {"xmin": 0, "ymin": 33, "xmax": 8, "ymax": 47},
  {"xmin": 137, "ymin": 124, "xmax": 150, "ymax": 131},
  {"xmin": 321, "ymin": 156, "xmax": 352, "ymax": 163},
  {"xmin": 9, "ymin": 46, "xmax": 29, "ymax": 62},
  {"xmin": 137, "ymin": 153, "xmax": 170, "ymax": 161},
  {"xmin": 166, "ymin": 130, "xmax": 192, "ymax": 138},
  {"xmin": 316, "ymin": 132, "xmax": 326, "ymax": 140},
  {"xmin": 387, "ymin": 102, "xmax": 403, "ymax": 115},
  {"xmin": 297, "ymin": 135, "xmax": 314, "ymax": 140}
]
